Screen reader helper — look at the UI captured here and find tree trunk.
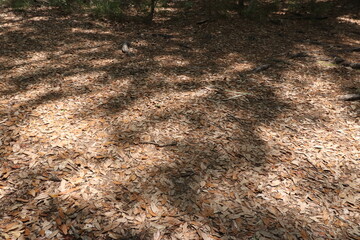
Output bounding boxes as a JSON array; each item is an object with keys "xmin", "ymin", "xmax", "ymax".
[
  {"xmin": 146, "ymin": 0, "xmax": 157, "ymax": 23},
  {"xmin": 237, "ymin": 0, "xmax": 245, "ymax": 12}
]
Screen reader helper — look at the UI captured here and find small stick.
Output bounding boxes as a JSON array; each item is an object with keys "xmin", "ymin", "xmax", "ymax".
[{"xmin": 137, "ymin": 141, "xmax": 177, "ymax": 147}]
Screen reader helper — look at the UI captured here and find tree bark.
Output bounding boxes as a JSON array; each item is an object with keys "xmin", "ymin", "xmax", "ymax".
[
  {"xmin": 237, "ymin": 0, "xmax": 245, "ymax": 13},
  {"xmin": 147, "ymin": 0, "xmax": 157, "ymax": 23}
]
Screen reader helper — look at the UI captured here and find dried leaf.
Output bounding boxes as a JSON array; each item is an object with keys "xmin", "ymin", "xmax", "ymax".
[
  {"xmin": 3, "ymin": 222, "xmax": 21, "ymax": 232},
  {"xmin": 28, "ymin": 189, "xmax": 37, "ymax": 197},
  {"xmin": 55, "ymin": 218, "xmax": 62, "ymax": 226},
  {"xmin": 270, "ymin": 180, "xmax": 281, "ymax": 187},
  {"xmin": 24, "ymin": 228, "xmax": 31, "ymax": 236},
  {"xmin": 197, "ymin": 230, "xmax": 214, "ymax": 240},
  {"xmin": 129, "ymin": 174, "xmax": 137, "ymax": 181},
  {"xmin": 147, "ymin": 207, "xmax": 157, "ymax": 217},
  {"xmin": 153, "ymin": 230, "xmax": 161, "ymax": 240},
  {"xmin": 60, "ymin": 224, "xmax": 68, "ymax": 235},
  {"xmin": 58, "ymin": 208, "xmax": 65, "ymax": 219},
  {"xmin": 300, "ymin": 229, "xmax": 309, "ymax": 240}
]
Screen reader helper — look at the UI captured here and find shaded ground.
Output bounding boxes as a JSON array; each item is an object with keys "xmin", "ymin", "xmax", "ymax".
[{"xmin": 0, "ymin": 3, "xmax": 359, "ymax": 240}]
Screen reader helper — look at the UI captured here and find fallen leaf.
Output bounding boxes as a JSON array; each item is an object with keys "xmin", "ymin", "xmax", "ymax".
[
  {"xmin": 147, "ymin": 207, "xmax": 157, "ymax": 217},
  {"xmin": 58, "ymin": 208, "xmax": 65, "ymax": 219},
  {"xmin": 300, "ymin": 229, "xmax": 309, "ymax": 240},
  {"xmin": 129, "ymin": 174, "xmax": 137, "ymax": 181},
  {"xmin": 55, "ymin": 218, "xmax": 62, "ymax": 226},
  {"xmin": 197, "ymin": 230, "xmax": 214, "ymax": 240},
  {"xmin": 3, "ymin": 222, "xmax": 20, "ymax": 232},
  {"xmin": 59, "ymin": 186, "xmax": 81, "ymax": 195},
  {"xmin": 24, "ymin": 228, "xmax": 31, "ymax": 236},
  {"xmin": 60, "ymin": 224, "xmax": 68, "ymax": 235},
  {"xmin": 270, "ymin": 180, "xmax": 281, "ymax": 187},
  {"xmin": 28, "ymin": 189, "xmax": 37, "ymax": 197}
]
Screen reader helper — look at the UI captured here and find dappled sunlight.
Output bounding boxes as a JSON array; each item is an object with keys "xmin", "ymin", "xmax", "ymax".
[
  {"xmin": 0, "ymin": 2, "xmax": 359, "ymax": 239},
  {"xmin": 28, "ymin": 15, "xmax": 49, "ymax": 21},
  {"xmin": 154, "ymin": 55, "xmax": 190, "ymax": 67},
  {"xmin": 337, "ymin": 16, "xmax": 360, "ymax": 26},
  {"xmin": 228, "ymin": 61, "xmax": 254, "ymax": 72},
  {"xmin": 0, "ymin": 9, "xmax": 23, "ymax": 24},
  {"xmin": 70, "ymin": 27, "xmax": 112, "ymax": 35},
  {"xmin": 62, "ymin": 71, "xmax": 110, "ymax": 86},
  {"xmin": 27, "ymin": 51, "xmax": 49, "ymax": 61},
  {"xmin": 88, "ymin": 58, "xmax": 120, "ymax": 67}
]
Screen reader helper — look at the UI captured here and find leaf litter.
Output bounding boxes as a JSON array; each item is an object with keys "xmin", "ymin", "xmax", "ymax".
[{"xmin": 0, "ymin": 5, "xmax": 359, "ymax": 240}]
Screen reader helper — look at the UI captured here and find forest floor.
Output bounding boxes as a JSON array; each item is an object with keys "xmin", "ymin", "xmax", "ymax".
[{"xmin": 0, "ymin": 3, "xmax": 359, "ymax": 240}]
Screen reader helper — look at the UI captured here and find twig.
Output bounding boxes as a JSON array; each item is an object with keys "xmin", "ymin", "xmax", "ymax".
[
  {"xmin": 283, "ymin": 167, "xmax": 297, "ymax": 185},
  {"xmin": 295, "ymin": 151, "xmax": 318, "ymax": 170},
  {"xmin": 137, "ymin": 141, "xmax": 177, "ymax": 147},
  {"xmin": 197, "ymin": 19, "xmax": 209, "ymax": 25},
  {"xmin": 223, "ymin": 89, "xmax": 253, "ymax": 100},
  {"xmin": 252, "ymin": 64, "xmax": 271, "ymax": 72},
  {"xmin": 339, "ymin": 94, "xmax": 360, "ymax": 101}
]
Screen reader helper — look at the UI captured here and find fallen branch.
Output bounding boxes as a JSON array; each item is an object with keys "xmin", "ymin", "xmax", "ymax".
[
  {"xmin": 338, "ymin": 94, "xmax": 360, "ymax": 101},
  {"xmin": 252, "ymin": 64, "xmax": 271, "ymax": 73}
]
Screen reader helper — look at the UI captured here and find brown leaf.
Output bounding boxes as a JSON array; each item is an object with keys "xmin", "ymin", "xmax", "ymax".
[
  {"xmin": 10, "ymin": 165, "xmax": 22, "ymax": 169},
  {"xmin": 163, "ymin": 217, "xmax": 182, "ymax": 225},
  {"xmin": 262, "ymin": 217, "xmax": 271, "ymax": 226},
  {"xmin": 197, "ymin": 230, "xmax": 215, "ymax": 240},
  {"xmin": 59, "ymin": 186, "xmax": 81, "ymax": 195},
  {"xmin": 28, "ymin": 189, "xmax": 37, "ymax": 197},
  {"xmin": 24, "ymin": 228, "xmax": 31, "ymax": 236},
  {"xmin": 129, "ymin": 174, "xmax": 137, "ymax": 181},
  {"xmin": 60, "ymin": 224, "xmax": 68, "ymax": 235},
  {"xmin": 147, "ymin": 207, "xmax": 157, "ymax": 217},
  {"xmin": 55, "ymin": 218, "xmax": 62, "ymax": 226},
  {"xmin": 19, "ymin": 217, "xmax": 30, "ymax": 223},
  {"xmin": 273, "ymin": 193, "xmax": 283, "ymax": 199},
  {"xmin": 300, "ymin": 229, "xmax": 309, "ymax": 240},
  {"xmin": 3, "ymin": 222, "xmax": 21, "ymax": 232},
  {"xmin": 59, "ymin": 208, "xmax": 65, "ymax": 219}
]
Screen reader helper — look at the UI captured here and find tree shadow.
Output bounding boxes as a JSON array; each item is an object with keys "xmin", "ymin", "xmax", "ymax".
[{"xmin": 0, "ymin": 3, "xmax": 359, "ymax": 239}]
